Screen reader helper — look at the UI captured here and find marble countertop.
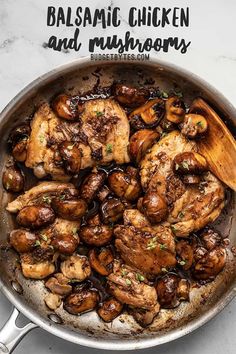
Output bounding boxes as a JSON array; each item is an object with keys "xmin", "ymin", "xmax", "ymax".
[{"xmin": 0, "ymin": 0, "xmax": 235, "ymax": 353}]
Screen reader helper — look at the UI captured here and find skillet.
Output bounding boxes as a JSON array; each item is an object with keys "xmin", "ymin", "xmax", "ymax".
[{"xmin": 0, "ymin": 58, "xmax": 235, "ymax": 353}]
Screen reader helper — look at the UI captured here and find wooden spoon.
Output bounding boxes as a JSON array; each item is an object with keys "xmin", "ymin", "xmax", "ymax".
[{"xmin": 189, "ymin": 98, "xmax": 236, "ymax": 191}]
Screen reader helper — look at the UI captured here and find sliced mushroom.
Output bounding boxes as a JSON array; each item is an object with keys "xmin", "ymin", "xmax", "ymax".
[
  {"xmin": 201, "ymin": 229, "xmax": 222, "ymax": 251},
  {"xmin": 80, "ymin": 171, "xmax": 106, "ymax": 203},
  {"xmin": 165, "ymin": 96, "xmax": 185, "ymax": 123},
  {"xmin": 113, "ymin": 84, "xmax": 149, "ymax": 108},
  {"xmin": 100, "ymin": 198, "xmax": 126, "ymax": 224},
  {"xmin": 64, "ymin": 286, "xmax": 99, "ymax": 315},
  {"xmin": 129, "ymin": 99, "xmax": 165, "ymax": 129},
  {"xmin": 51, "ymin": 94, "xmax": 83, "ymax": 120},
  {"xmin": 44, "ymin": 293, "xmax": 62, "ymax": 310},
  {"xmin": 129, "ymin": 303, "xmax": 160, "ymax": 327},
  {"xmin": 193, "ymin": 246, "xmax": 226, "ymax": 280},
  {"xmin": 20, "ymin": 253, "xmax": 55, "ymax": 280},
  {"xmin": 108, "ymin": 171, "xmax": 141, "ymax": 201},
  {"xmin": 9, "ymin": 229, "xmax": 37, "ymax": 253},
  {"xmin": 138, "ymin": 191, "xmax": 168, "ymax": 224},
  {"xmin": 60, "ymin": 255, "xmax": 91, "ymax": 281},
  {"xmin": 16, "ymin": 205, "xmax": 55, "ymax": 229},
  {"xmin": 52, "ymin": 198, "xmax": 87, "ymax": 221},
  {"xmin": 2, "ymin": 165, "xmax": 24, "ymax": 193},
  {"xmin": 58, "ymin": 142, "xmax": 81, "ymax": 174},
  {"xmin": 45, "ymin": 273, "xmax": 72, "ymax": 296},
  {"xmin": 89, "ymin": 248, "xmax": 114, "ymax": 276},
  {"xmin": 80, "ymin": 224, "xmax": 113, "ymax": 247},
  {"xmin": 129, "ymin": 129, "xmax": 160, "ymax": 163},
  {"xmin": 181, "ymin": 114, "xmax": 208, "ymax": 139},
  {"xmin": 173, "ymin": 152, "xmax": 208, "ymax": 175},
  {"xmin": 97, "ymin": 298, "xmax": 123, "ymax": 322}
]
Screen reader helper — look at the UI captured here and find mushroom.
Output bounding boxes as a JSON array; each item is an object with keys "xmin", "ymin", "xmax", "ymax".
[
  {"xmin": 52, "ymin": 198, "xmax": 87, "ymax": 221},
  {"xmin": 100, "ymin": 198, "xmax": 126, "ymax": 224},
  {"xmin": 173, "ymin": 152, "xmax": 208, "ymax": 175},
  {"xmin": 2, "ymin": 165, "xmax": 24, "ymax": 193},
  {"xmin": 129, "ymin": 129, "xmax": 160, "ymax": 163},
  {"xmin": 176, "ymin": 240, "xmax": 194, "ymax": 270},
  {"xmin": 129, "ymin": 99, "xmax": 165, "ymax": 129},
  {"xmin": 51, "ymin": 233, "xmax": 79, "ymax": 255},
  {"xmin": 97, "ymin": 298, "xmax": 123, "ymax": 322},
  {"xmin": 60, "ymin": 255, "xmax": 91, "ymax": 281},
  {"xmin": 51, "ymin": 94, "xmax": 83, "ymax": 120},
  {"xmin": 201, "ymin": 229, "xmax": 222, "ymax": 251},
  {"xmin": 97, "ymin": 185, "xmax": 111, "ymax": 202},
  {"xmin": 88, "ymin": 248, "xmax": 114, "ymax": 276},
  {"xmin": 12, "ymin": 140, "xmax": 29, "ymax": 162},
  {"xmin": 182, "ymin": 174, "xmax": 201, "ymax": 185},
  {"xmin": 9, "ymin": 229, "xmax": 37, "ymax": 253},
  {"xmin": 108, "ymin": 171, "xmax": 141, "ymax": 201},
  {"xmin": 8, "ymin": 124, "xmax": 30, "ymax": 162},
  {"xmin": 44, "ymin": 293, "xmax": 62, "ymax": 310},
  {"xmin": 181, "ymin": 114, "xmax": 208, "ymax": 139},
  {"xmin": 113, "ymin": 83, "xmax": 149, "ymax": 108},
  {"xmin": 138, "ymin": 191, "xmax": 168, "ymax": 224},
  {"xmin": 129, "ymin": 303, "xmax": 160, "ymax": 327},
  {"xmin": 160, "ymin": 118, "xmax": 176, "ymax": 132},
  {"xmin": 193, "ymin": 246, "xmax": 226, "ymax": 280},
  {"xmin": 20, "ymin": 253, "xmax": 55, "ymax": 280},
  {"xmin": 80, "ymin": 171, "xmax": 106, "ymax": 203},
  {"xmin": 16, "ymin": 205, "xmax": 55, "ymax": 229},
  {"xmin": 80, "ymin": 224, "xmax": 113, "ymax": 247},
  {"xmin": 64, "ymin": 284, "xmax": 99, "ymax": 315},
  {"xmin": 165, "ymin": 96, "xmax": 185, "ymax": 123},
  {"xmin": 177, "ymin": 279, "xmax": 190, "ymax": 301},
  {"xmin": 45, "ymin": 273, "xmax": 72, "ymax": 296},
  {"xmin": 58, "ymin": 141, "xmax": 81, "ymax": 174}
]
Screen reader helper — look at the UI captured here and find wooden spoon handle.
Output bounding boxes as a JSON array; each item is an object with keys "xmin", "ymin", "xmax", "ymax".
[{"xmin": 190, "ymin": 98, "xmax": 236, "ymax": 191}]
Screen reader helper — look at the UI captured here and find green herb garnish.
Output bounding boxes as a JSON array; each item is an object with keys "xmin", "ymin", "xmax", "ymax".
[
  {"xmin": 35, "ymin": 240, "xmax": 41, "ymax": 247},
  {"xmin": 182, "ymin": 161, "xmax": 189, "ymax": 170},
  {"xmin": 179, "ymin": 260, "xmax": 186, "ymax": 266},
  {"xmin": 178, "ymin": 211, "xmax": 185, "ymax": 219},
  {"xmin": 95, "ymin": 111, "xmax": 103, "ymax": 117},
  {"xmin": 106, "ymin": 143, "xmax": 113, "ymax": 154},
  {"xmin": 161, "ymin": 267, "xmax": 168, "ymax": 273},
  {"xmin": 146, "ymin": 236, "xmax": 158, "ymax": 250},
  {"xmin": 40, "ymin": 234, "xmax": 48, "ymax": 242},
  {"xmin": 196, "ymin": 121, "xmax": 203, "ymax": 127},
  {"xmin": 125, "ymin": 279, "xmax": 132, "ymax": 286},
  {"xmin": 161, "ymin": 91, "xmax": 169, "ymax": 99},
  {"xmin": 59, "ymin": 194, "xmax": 66, "ymax": 201},
  {"xmin": 136, "ymin": 273, "xmax": 145, "ymax": 282},
  {"xmin": 121, "ymin": 269, "xmax": 128, "ymax": 277},
  {"xmin": 39, "ymin": 134, "xmax": 44, "ymax": 143},
  {"xmin": 72, "ymin": 228, "xmax": 78, "ymax": 235},
  {"xmin": 42, "ymin": 196, "xmax": 52, "ymax": 204},
  {"xmin": 160, "ymin": 244, "xmax": 167, "ymax": 251}
]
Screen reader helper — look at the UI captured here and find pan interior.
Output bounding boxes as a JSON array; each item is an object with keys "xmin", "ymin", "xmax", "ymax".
[{"xmin": 0, "ymin": 60, "xmax": 235, "ymax": 347}]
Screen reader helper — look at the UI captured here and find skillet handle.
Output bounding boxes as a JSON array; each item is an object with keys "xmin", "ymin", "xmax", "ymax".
[{"xmin": 0, "ymin": 307, "xmax": 38, "ymax": 354}]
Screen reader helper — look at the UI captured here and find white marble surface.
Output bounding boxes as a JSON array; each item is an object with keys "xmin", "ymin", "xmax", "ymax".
[{"xmin": 0, "ymin": 0, "xmax": 235, "ymax": 353}]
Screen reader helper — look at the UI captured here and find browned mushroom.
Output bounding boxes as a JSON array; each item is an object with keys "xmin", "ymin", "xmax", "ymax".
[
  {"xmin": 64, "ymin": 286, "xmax": 99, "ymax": 315},
  {"xmin": 165, "ymin": 96, "xmax": 185, "ymax": 123},
  {"xmin": 108, "ymin": 171, "xmax": 141, "ymax": 201},
  {"xmin": 51, "ymin": 233, "xmax": 78, "ymax": 255},
  {"xmin": 44, "ymin": 293, "xmax": 62, "ymax": 310},
  {"xmin": 8, "ymin": 124, "xmax": 30, "ymax": 162},
  {"xmin": 177, "ymin": 279, "xmax": 190, "ymax": 301},
  {"xmin": 20, "ymin": 253, "xmax": 55, "ymax": 280},
  {"xmin": 58, "ymin": 142, "xmax": 81, "ymax": 174},
  {"xmin": 97, "ymin": 185, "xmax": 111, "ymax": 202},
  {"xmin": 45, "ymin": 273, "xmax": 72, "ymax": 296},
  {"xmin": 113, "ymin": 83, "xmax": 149, "ymax": 108},
  {"xmin": 97, "ymin": 298, "xmax": 123, "ymax": 322},
  {"xmin": 182, "ymin": 174, "xmax": 201, "ymax": 185},
  {"xmin": 80, "ymin": 224, "xmax": 113, "ymax": 247},
  {"xmin": 2, "ymin": 165, "xmax": 24, "ymax": 193},
  {"xmin": 89, "ymin": 248, "xmax": 114, "ymax": 276},
  {"xmin": 9, "ymin": 229, "xmax": 37, "ymax": 253},
  {"xmin": 173, "ymin": 152, "xmax": 208, "ymax": 175},
  {"xmin": 129, "ymin": 129, "xmax": 160, "ymax": 163},
  {"xmin": 100, "ymin": 198, "xmax": 126, "ymax": 224},
  {"xmin": 193, "ymin": 246, "xmax": 226, "ymax": 280},
  {"xmin": 201, "ymin": 229, "xmax": 222, "ymax": 251},
  {"xmin": 156, "ymin": 274, "xmax": 180, "ymax": 308},
  {"xmin": 12, "ymin": 139, "xmax": 28, "ymax": 162},
  {"xmin": 138, "ymin": 191, "xmax": 168, "ymax": 224},
  {"xmin": 176, "ymin": 240, "xmax": 194, "ymax": 270},
  {"xmin": 60, "ymin": 255, "xmax": 91, "ymax": 281},
  {"xmin": 129, "ymin": 303, "xmax": 160, "ymax": 327},
  {"xmin": 16, "ymin": 205, "xmax": 55, "ymax": 229},
  {"xmin": 160, "ymin": 117, "xmax": 176, "ymax": 132},
  {"xmin": 181, "ymin": 114, "xmax": 208, "ymax": 139},
  {"xmin": 51, "ymin": 94, "xmax": 83, "ymax": 120},
  {"xmin": 80, "ymin": 171, "xmax": 106, "ymax": 203},
  {"xmin": 129, "ymin": 99, "xmax": 165, "ymax": 129},
  {"xmin": 52, "ymin": 198, "xmax": 87, "ymax": 221}
]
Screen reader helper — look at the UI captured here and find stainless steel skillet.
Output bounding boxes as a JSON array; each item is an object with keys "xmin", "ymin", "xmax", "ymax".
[{"xmin": 0, "ymin": 58, "xmax": 235, "ymax": 353}]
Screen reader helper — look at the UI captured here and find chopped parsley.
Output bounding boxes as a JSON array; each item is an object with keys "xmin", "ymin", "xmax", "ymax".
[
  {"xmin": 106, "ymin": 143, "xmax": 113, "ymax": 154},
  {"xmin": 40, "ymin": 234, "xmax": 48, "ymax": 242},
  {"xmin": 173, "ymin": 90, "xmax": 183, "ymax": 98},
  {"xmin": 161, "ymin": 91, "xmax": 169, "ymax": 99},
  {"xmin": 59, "ymin": 194, "xmax": 66, "ymax": 201},
  {"xmin": 196, "ymin": 121, "xmax": 203, "ymax": 127},
  {"xmin": 146, "ymin": 236, "xmax": 158, "ymax": 250},
  {"xmin": 161, "ymin": 267, "xmax": 168, "ymax": 273},
  {"xmin": 160, "ymin": 244, "xmax": 167, "ymax": 251},
  {"xmin": 171, "ymin": 225, "xmax": 177, "ymax": 234},
  {"xmin": 42, "ymin": 196, "xmax": 52, "ymax": 204},
  {"xmin": 175, "ymin": 163, "xmax": 180, "ymax": 170},
  {"xmin": 72, "ymin": 228, "xmax": 78, "ymax": 235},
  {"xmin": 182, "ymin": 161, "xmax": 189, "ymax": 170},
  {"xmin": 125, "ymin": 279, "xmax": 132, "ymax": 286},
  {"xmin": 178, "ymin": 211, "xmax": 185, "ymax": 219},
  {"xmin": 39, "ymin": 134, "xmax": 44, "ymax": 143},
  {"xmin": 136, "ymin": 273, "xmax": 145, "ymax": 282},
  {"xmin": 121, "ymin": 269, "xmax": 128, "ymax": 277},
  {"xmin": 95, "ymin": 111, "xmax": 103, "ymax": 117},
  {"xmin": 34, "ymin": 240, "xmax": 41, "ymax": 247},
  {"xmin": 179, "ymin": 260, "xmax": 186, "ymax": 266}
]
